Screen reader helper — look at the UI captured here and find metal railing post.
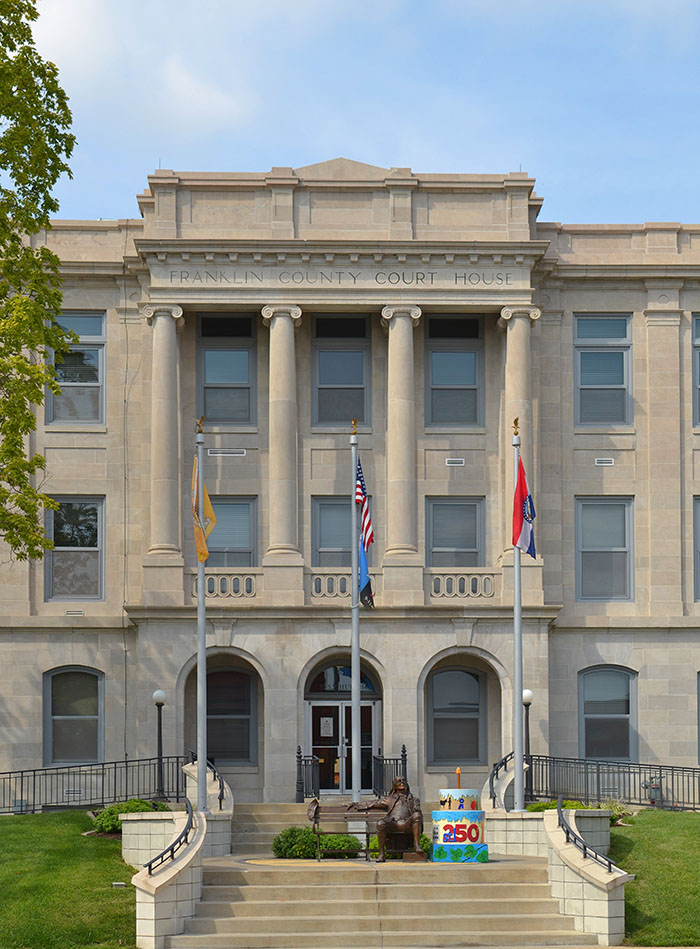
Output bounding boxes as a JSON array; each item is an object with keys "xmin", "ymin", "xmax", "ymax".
[{"xmin": 295, "ymin": 746, "xmax": 304, "ymax": 803}]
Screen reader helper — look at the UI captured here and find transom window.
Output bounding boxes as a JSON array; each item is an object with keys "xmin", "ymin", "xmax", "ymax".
[
  {"xmin": 425, "ymin": 316, "xmax": 482, "ymax": 426},
  {"xmin": 313, "ymin": 316, "xmax": 370, "ymax": 426},
  {"xmin": 575, "ymin": 497, "xmax": 633, "ymax": 600},
  {"xmin": 207, "ymin": 498, "xmax": 257, "ymax": 567},
  {"xmin": 427, "ymin": 498, "xmax": 484, "ymax": 567},
  {"xmin": 426, "ymin": 667, "xmax": 485, "ymax": 765},
  {"xmin": 45, "ymin": 498, "xmax": 104, "ymax": 600},
  {"xmin": 43, "ymin": 667, "xmax": 103, "ymax": 765},
  {"xmin": 574, "ymin": 315, "xmax": 631, "ymax": 426},
  {"xmin": 198, "ymin": 314, "xmax": 256, "ymax": 425},
  {"xmin": 579, "ymin": 666, "xmax": 637, "ymax": 760},
  {"xmin": 47, "ymin": 312, "xmax": 105, "ymax": 424}
]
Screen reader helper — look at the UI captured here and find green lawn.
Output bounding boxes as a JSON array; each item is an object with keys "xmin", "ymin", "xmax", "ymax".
[
  {"xmin": 608, "ymin": 809, "xmax": 700, "ymax": 946},
  {"xmin": 0, "ymin": 811, "xmax": 136, "ymax": 949}
]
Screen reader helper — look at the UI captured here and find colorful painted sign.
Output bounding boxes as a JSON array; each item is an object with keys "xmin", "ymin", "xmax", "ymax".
[
  {"xmin": 432, "ymin": 810, "xmax": 485, "ymax": 845},
  {"xmin": 438, "ymin": 788, "xmax": 480, "ymax": 811},
  {"xmin": 431, "ymin": 842, "xmax": 489, "ymax": 863}
]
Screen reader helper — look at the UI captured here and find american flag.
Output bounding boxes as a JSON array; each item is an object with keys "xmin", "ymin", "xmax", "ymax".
[{"xmin": 355, "ymin": 457, "xmax": 374, "ymax": 551}]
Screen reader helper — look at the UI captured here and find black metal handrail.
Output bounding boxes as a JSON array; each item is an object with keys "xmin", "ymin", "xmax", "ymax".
[
  {"xmin": 556, "ymin": 796, "xmax": 619, "ymax": 873},
  {"xmin": 0, "ymin": 756, "xmax": 185, "ymax": 815},
  {"xmin": 188, "ymin": 750, "xmax": 225, "ymax": 810},
  {"xmin": 372, "ymin": 745, "xmax": 407, "ymax": 797},
  {"xmin": 144, "ymin": 797, "xmax": 194, "ymax": 875},
  {"xmin": 295, "ymin": 746, "xmax": 320, "ymax": 801},
  {"xmin": 488, "ymin": 750, "xmax": 514, "ymax": 806}
]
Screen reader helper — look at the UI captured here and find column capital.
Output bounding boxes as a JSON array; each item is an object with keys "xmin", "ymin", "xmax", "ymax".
[
  {"xmin": 499, "ymin": 305, "xmax": 541, "ymax": 324},
  {"xmin": 142, "ymin": 303, "xmax": 183, "ymax": 325},
  {"xmin": 261, "ymin": 304, "xmax": 302, "ymax": 327},
  {"xmin": 380, "ymin": 305, "xmax": 422, "ymax": 331}
]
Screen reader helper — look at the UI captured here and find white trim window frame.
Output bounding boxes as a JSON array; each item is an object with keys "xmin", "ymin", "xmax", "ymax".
[
  {"xmin": 43, "ymin": 666, "xmax": 104, "ymax": 765},
  {"xmin": 425, "ymin": 315, "xmax": 483, "ymax": 427},
  {"xmin": 47, "ymin": 311, "xmax": 105, "ymax": 424},
  {"xmin": 427, "ymin": 497, "xmax": 484, "ymax": 568},
  {"xmin": 575, "ymin": 497, "xmax": 633, "ymax": 601},
  {"xmin": 426, "ymin": 666, "xmax": 486, "ymax": 766},
  {"xmin": 578, "ymin": 665, "xmax": 637, "ymax": 761},
  {"xmin": 574, "ymin": 314, "xmax": 632, "ymax": 426},
  {"xmin": 197, "ymin": 313, "xmax": 256, "ymax": 426},
  {"xmin": 45, "ymin": 497, "xmax": 105, "ymax": 600},
  {"xmin": 207, "ymin": 497, "xmax": 257, "ymax": 567},
  {"xmin": 312, "ymin": 315, "xmax": 370, "ymax": 428}
]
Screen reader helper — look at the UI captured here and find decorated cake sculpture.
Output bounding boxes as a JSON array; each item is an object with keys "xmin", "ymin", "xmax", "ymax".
[{"xmin": 431, "ymin": 788, "xmax": 489, "ymax": 863}]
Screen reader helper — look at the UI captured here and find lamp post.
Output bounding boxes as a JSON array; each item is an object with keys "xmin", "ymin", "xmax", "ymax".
[
  {"xmin": 522, "ymin": 689, "xmax": 534, "ymax": 803},
  {"xmin": 152, "ymin": 689, "xmax": 167, "ymax": 801}
]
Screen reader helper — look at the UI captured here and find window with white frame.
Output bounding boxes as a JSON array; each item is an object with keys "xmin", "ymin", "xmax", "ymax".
[
  {"xmin": 425, "ymin": 316, "xmax": 483, "ymax": 426},
  {"xmin": 579, "ymin": 666, "xmax": 637, "ymax": 760},
  {"xmin": 576, "ymin": 497, "xmax": 633, "ymax": 600},
  {"xmin": 427, "ymin": 498, "xmax": 484, "ymax": 568},
  {"xmin": 426, "ymin": 666, "xmax": 486, "ymax": 765},
  {"xmin": 313, "ymin": 316, "xmax": 370, "ymax": 426},
  {"xmin": 45, "ymin": 498, "xmax": 104, "ymax": 599},
  {"xmin": 312, "ymin": 497, "xmax": 353, "ymax": 567},
  {"xmin": 574, "ymin": 315, "xmax": 631, "ymax": 425},
  {"xmin": 43, "ymin": 666, "xmax": 103, "ymax": 764},
  {"xmin": 206, "ymin": 668, "xmax": 257, "ymax": 764},
  {"xmin": 47, "ymin": 312, "xmax": 105, "ymax": 424},
  {"xmin": 207, "ymin": 498, "xmax": 257, "ymax": 567},
  {"xmin": 198, "ymin": 314, "xmax": 256, "ymax": 425}
]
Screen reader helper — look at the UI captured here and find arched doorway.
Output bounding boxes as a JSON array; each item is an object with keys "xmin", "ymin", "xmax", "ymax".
[{"xmin": 304, "ymin": 658, "xmax": 382, "ymax": 793}]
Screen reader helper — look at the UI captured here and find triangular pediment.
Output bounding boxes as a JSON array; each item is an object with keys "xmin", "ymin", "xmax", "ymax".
[{"xmin": 294, "ymin": 157, "xmax": 391, "ymax": 180}]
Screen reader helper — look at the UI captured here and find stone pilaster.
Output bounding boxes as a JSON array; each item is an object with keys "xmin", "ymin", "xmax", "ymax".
[
  {"xmin": 261, "ymin": 304, "xmax": 304, "ymax": 605},
  {"xmin": 381, "ymin": 304, "xmax": 423, "ymax": 606}
]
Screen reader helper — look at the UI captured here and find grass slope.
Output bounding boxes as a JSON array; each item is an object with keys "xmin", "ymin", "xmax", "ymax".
[
  {"xmin": 608, "ymin": 809, "xmax": 700, "ymax": 947},
  {"xmin": 0, "ymin": 811, "xmax": 136, "ymax": 949}
]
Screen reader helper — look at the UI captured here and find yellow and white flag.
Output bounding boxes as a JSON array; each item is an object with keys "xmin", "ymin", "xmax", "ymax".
[{"xmin": 191, "ymin": 455, "xmax": 216, "ymax": 562}]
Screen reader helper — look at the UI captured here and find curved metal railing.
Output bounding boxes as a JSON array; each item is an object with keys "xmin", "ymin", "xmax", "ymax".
[
  {"xmin": 144, "ymin": 796, "xmax": 194, "ymax": 875},
  {"xmin": 188, "ymin": 750, "xmax": 224, "ymax": 810},
  {"xmin": 556, "ymin": 796, "xmax": 621, "ymax": 873},
  {"xmin": 488, "ymin": 750, "xmax": 514, "ymax": 806}
]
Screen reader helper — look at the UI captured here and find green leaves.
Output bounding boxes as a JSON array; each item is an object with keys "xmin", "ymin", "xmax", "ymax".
[{"xmin": 0, "ymin": 0, "xmax": 75, "ymax": 559}]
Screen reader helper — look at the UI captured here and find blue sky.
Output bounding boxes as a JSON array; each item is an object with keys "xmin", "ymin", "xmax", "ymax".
[{"xmin": 33, "ymin": 0, "xmax": 700, "ymax": 225}]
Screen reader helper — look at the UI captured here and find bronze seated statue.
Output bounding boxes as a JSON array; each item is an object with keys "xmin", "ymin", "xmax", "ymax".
[{"xmin": 349, "ymin": 775, "xmax": 424, "ymax": 861}]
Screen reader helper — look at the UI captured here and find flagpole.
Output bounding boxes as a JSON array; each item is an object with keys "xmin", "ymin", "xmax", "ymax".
[
  {"xmin": 196, "ymin": 427, "xmax": 208, "ymax": 813},
  {"xmin": 350, "ymin": 421, "xmax": 361, "ymax": 803},
  {"xmin": 512, "ymin": 422, "xmax": 524, "ymax": 812}
]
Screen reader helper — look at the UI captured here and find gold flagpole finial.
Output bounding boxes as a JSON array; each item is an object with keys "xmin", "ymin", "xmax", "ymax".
[
  {"xmin": 513, "ymin": 417, "xmax": 519, "ymax": 436},
  {"xmin": 196, "ymin": 416, "xmax": 204, "ymax": 434},
  {"xmin": 351, "ymin": 418, "xmax": 358, "ymax": 435}
]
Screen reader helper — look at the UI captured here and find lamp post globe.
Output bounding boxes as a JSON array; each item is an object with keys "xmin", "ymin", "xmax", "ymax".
[
  {"xmin": 152, "ymin": 689, "xmax": 167, "ymax": 707},
  {"xmin": 522, "ymin": 688, "xmax": 534, "ymax": 707}
]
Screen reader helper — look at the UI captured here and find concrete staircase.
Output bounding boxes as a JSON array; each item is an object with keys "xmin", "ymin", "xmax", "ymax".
[{"xmin": 165, "ymin": 856, "xmax": 599, "ymax": 948}]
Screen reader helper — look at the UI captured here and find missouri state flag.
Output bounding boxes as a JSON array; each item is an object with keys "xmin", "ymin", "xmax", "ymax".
[{"xmin": 512, "ymin": 458, "xmax": 536, "ymax": 559}]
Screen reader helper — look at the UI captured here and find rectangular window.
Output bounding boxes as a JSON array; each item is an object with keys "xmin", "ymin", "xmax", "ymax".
[
  {"xmin": 207, "ymin": 498, "xmax": 257, "ymax": 567},
  {"xmin": 313, "ymin": 316, "xmax": 369, "ymax": 426},
  {"xmin": 198, "ymin": 314, "xmax": 256, "ymax": 425},
  {"xmin": 426, "ymin": 316, "xmax": 482, "ymax": 426},
  {"xmin": 576, "ymin": 497, "xmax": 633, "ymax": 600},
  {"xmin": 313, "ymin": 497, "xmax": 359, "ymax": 567},
  {"xmin": 45, "ymin": 498, "xmax": 104, "ymax": 600},
  {"xmin": 43, "ymin": 668, "xmax": 103, "ymax": 765},
  {"xmin": 427, "ymin": 498, "xmax": 484, "ymax": 567},
  {"xmin": 693, "ymin": 316, "xmax": 700, "ymax": 426},
  {"xmin": 579, "ymin": 667, "xmax": 636, "ymax": 761},
  {"xmin": 47, "ymin": 312, "xmax": 105, "ymax": 424},
  {"xmin": 574, "ymin": 315, "xmax": 631, "ymax": 425}
]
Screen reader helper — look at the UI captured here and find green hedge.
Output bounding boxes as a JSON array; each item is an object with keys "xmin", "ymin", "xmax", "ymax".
[
  {"xmin": 92, "ymin": 798, "xmax": 168, "ymax": 834},
  {"xmin": 368, "ymin": 832, "xmax": 432, "ymax": 859},
  {"xmin": 272, "ymin": 825, "xmax": 362, "ymax": 859}
]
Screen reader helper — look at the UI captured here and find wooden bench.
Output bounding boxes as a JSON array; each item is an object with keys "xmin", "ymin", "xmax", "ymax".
[{"xmin": 306, "ymin": 799, "xmax": 425, "ymax": 862}]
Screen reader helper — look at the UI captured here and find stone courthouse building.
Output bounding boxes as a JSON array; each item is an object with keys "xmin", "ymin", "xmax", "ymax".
[{"xmin": 2, "ymin": 157, "xmax": 699, "ymax": 803}]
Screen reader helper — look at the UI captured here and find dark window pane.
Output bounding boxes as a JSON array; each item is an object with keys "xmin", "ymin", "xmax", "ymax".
[
  {"xmin": 54, "ymin": 503, "xmax": 98, "ymax": 548},
  {"xmin": 433, "ymin": 717, "xmax": 479, "ymax": 760},
  {"xmin": 317, "ymin": 550, "xmax": 351, "ymax": 567},
  {"xmin": 319, "ymin": 351, "xmax": 363, "ymax": 385},
  {"xmin": 580, "ymin": 351, "xmax": 624, "ymax": 386},
  {"xmin": 576, "ymin": 318, "xmax": 628, "ymax": 340},
  {"xmin": 319, "ymin": 503, "xmax": 350, "ymax": 548},
  {"xmin": 308, "ymin": 665, "xmax": 375, "ymax": 694},
  {"xmin": 53, "ymin": 387, "xmax": 101, "ymax": 421},
  {"xmin": 200, "ymin": 316, "xmax": 252, "ymax": 337},
  {"xmin": 52, "ymin": 718, "xmax": 98, "ymax": 762},
  {"xmin": 580, "ymin": 551, "xmax": 628, "ymax": 598},
  {"xmin": 52, "ymin": 672, "xmax": 98, "ymax": 716},
  {"xmin": 432, "ymin": 670, "xmax": 479, "ymax": 713},
  {"xmin": 431, "ymin": 351, "xmax": 476, "ymax": 386},
  {"xmin": 579, "ymin": 389, "xmax": 626, "ymax": 424},
  {"xmin": 57, "ymin": 314, "xmax": 103, "ymax": 336},
  {"xmin": 585, "ymin": 718, "xmax": 629, "ymax": 758},
  {"xmin": 208, "ymin": 718, "xmax": 250, "ymax": 760},
  {"xmin": 315, "ymin": 317, "xmax": 366, "ymax": 338},
  {"xmin": 317, "ymin": 388, "xmax": 364, "ymax": 423},
  {"xmin": 584, "ymin": 670, "xmax": 630, "ymax": 715},
  {"xmin": 204, "ymin": 350, "xmax": 248, "ymax": 384},
  {"xmin": 209, "ymin": 502, "xmax": 251, "ymax": 550},
  {"xmin": 203, "ymin": 387, "xmax": 250, "ymax": 422},
  {"xmin": 582, "ymin": 504, "xmax": 626, "ymax": 549},
  {"xmin": 430, "ymin": 389, "xmax": 477, "ymax": 424},
  {"xmin": 51, "ymin": 551, "xmax": 100, "ymax": 597},
  {"xmin": 429, "ymin": 318, "xmax": 479, "ymax": 339},
  {"xmin": 57, "ymin": 350, "xmax": 99, "ymax": 383},
  {"xmin": 431, "ymin": 550, "xmax": 479, "ymax": 568},
  {"xmin": 433, "ymin": 503, "xmax": 477, "ymax": 549},
  {"xmin": 207, "ymin": 670, "xmax": 250, "ymax": 715}
]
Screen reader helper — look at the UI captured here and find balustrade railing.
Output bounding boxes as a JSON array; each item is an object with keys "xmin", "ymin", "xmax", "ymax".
[
  {"xmin": 308, "ymin": 570, "xmax": 381, "ymax": 600},
  {"xmin": 427, "ymin": 570, "xmax": 499, "ymax": 599},
  {"xmin": 191, "ymin": 570, "xmax": 260, "ymax": 599}
]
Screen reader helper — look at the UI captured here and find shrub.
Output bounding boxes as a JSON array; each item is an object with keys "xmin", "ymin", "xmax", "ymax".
[
  {"xmin": 272, "ymin": 826, "xmax": 362, "ymax": 859},
  {"xmin": 525, "ymin": 799, "xmax": 585, "ymax": 812},
  {"xmin": 92, "ymin": 798, "xmax": 168, "ymax": 834},
  {"xmin": 368, "ymin": 832, "xmax": 432, "ymax": 859},
  {"xmin": 320, "ymin": 833, "xmax": 361, "ymax": 858}
]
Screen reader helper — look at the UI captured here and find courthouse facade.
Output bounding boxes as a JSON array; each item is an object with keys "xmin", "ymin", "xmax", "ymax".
[{"xmin": 1, "ymin": 158, "xmax": 699, "ymax": 802}]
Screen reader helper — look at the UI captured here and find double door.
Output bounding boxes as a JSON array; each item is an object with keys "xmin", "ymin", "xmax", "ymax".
[{"xmin": 307, "ymin": 701, "xmax": 378, "ymax": 793}]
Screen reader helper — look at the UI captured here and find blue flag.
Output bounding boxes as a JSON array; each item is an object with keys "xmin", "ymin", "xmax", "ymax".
[{"xmin": 359, "ymin": 538, "xmax": 374, "ymax": 608}]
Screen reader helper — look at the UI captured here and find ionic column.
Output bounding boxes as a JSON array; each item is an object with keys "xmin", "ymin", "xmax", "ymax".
[
  {"xmin": 262, "ymin": 304, "xmax": 302, "ymax": 561},
  {"xmin": 144, "ymin": 304, "xmax": 183, "ymax": 555},
  {"xmin": 501, "ymin": 306, "xmax": 541, "ymax": 481},
  {"xmin": 381, "ymin": 305, "xmax": 422, "ymax": 560}
]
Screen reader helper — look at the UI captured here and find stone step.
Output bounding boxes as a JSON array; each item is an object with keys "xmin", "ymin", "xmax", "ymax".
[
  {"xmin": 200, "ymin": 881, "xmax": 554, "ymax": 902},
  {"xmin": 167, "ymin": 930, "xmax": 598, "ymax": 948},
  {"xmin": 195, "ymin": 897, "xmax": 561, "ymax": 918}
]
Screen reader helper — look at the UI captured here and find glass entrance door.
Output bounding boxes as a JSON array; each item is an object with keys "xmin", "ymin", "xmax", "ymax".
[{"xmin": 309, "ymin": 701, "xmax": 376, "ymax": 792}]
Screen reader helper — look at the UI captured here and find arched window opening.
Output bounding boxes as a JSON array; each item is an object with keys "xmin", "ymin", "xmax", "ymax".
[
  {"xmin": 426, "ymin": 666, "xmax": 485, "ymax": 766},
  {"xmin": 43, "ymin": 667, "xmax": 103, "ymax": 765},
  {"xmin": 579, "ymin": 666, "xmax": 637, "ymax": 760}
]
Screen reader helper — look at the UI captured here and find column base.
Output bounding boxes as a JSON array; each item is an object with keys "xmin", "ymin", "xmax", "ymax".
[
  {"xmin": 142, "ymin": 553, "xmax": 185, "ymax": 606},
  {"xmin": 498, "ymin": 548, "xmax": 544, "ymax": 607}
]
